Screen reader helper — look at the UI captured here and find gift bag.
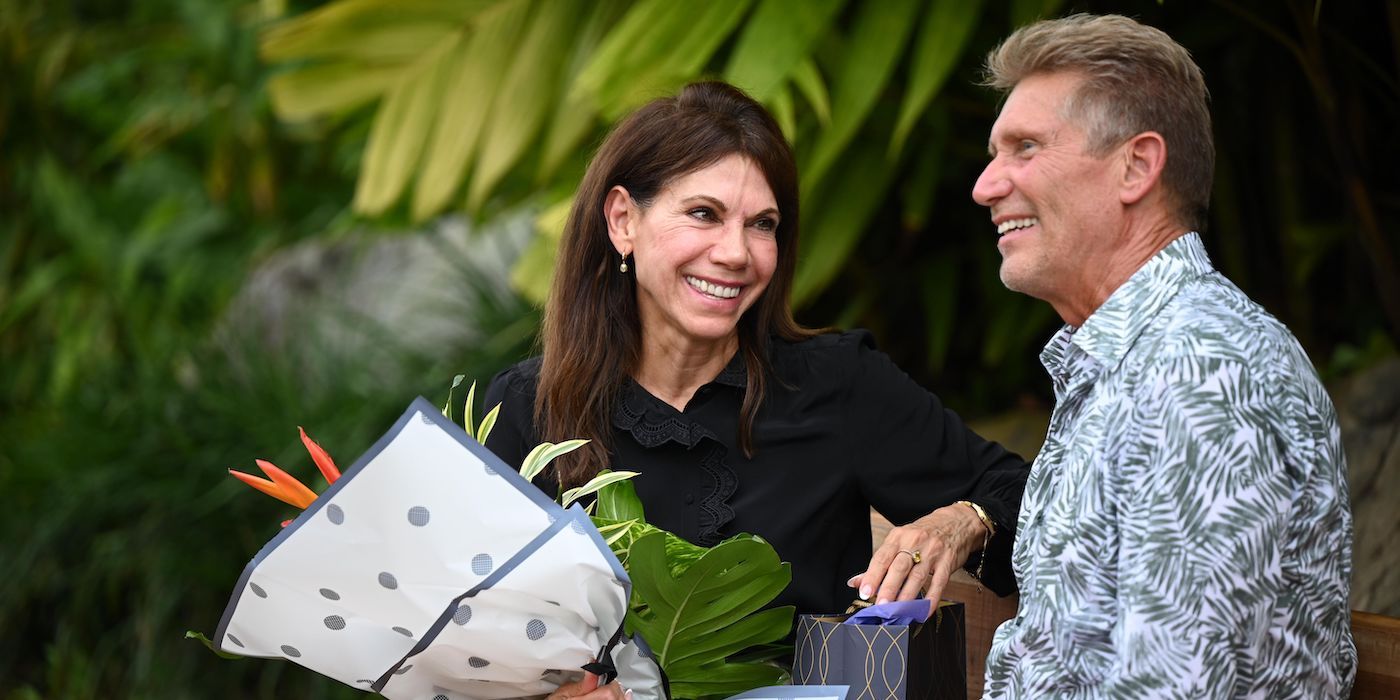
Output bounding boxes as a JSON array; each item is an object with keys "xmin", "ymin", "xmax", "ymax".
[{"xmin": 792, "ymin": 601, "xmax": 966, "ymax": 700}]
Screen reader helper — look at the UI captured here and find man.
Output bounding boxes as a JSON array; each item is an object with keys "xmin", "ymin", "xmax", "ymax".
[{"xmin": 972, "ymin": 14, "xmax": 1355, "ymax": 698}]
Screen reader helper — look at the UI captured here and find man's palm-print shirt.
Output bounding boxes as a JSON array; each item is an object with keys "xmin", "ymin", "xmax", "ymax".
[{"xmin": 984, "ymin": 233, "xmax": 1355, "ymax": 698}]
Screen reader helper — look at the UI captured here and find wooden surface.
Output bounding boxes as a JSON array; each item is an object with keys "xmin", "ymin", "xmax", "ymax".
[{"xmin": 1353, "ymin": 609, "xmax": 1400, "ymax": 698}]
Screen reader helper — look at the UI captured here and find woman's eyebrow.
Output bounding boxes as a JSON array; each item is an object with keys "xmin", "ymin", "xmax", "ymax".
[{"xmin": 680, "ymin": 194, "xmax": 779, "ymax": 219}]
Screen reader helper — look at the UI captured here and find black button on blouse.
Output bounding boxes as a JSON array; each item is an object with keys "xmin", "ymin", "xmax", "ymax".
[{"xmin": 483, "ymin": 330, "xmax": 1028, "ymax": 615}]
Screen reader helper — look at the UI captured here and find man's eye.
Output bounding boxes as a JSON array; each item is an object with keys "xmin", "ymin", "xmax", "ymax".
[{"xmin": 1019, "ymin": 140, "xmax": 1036, "ymax": 153}]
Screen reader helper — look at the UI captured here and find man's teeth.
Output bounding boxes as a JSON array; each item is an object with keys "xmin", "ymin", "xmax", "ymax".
[
  {"xmin": 685, "ymin": 276, "xmax": 740, "ymax": 299},
  {"xmin": 997, "ymin": 217, "xmax": 1038, "ymax": 235}
]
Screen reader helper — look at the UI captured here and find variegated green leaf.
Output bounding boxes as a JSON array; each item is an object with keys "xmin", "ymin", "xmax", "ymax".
[
  {"xmin": 512, "ymin": 196, "xmax": 571, "ymax": 304},
  {"xmin": 475, "ymin": 401, "xmax": 501, "ymax": 445},
  {"xmin": 463, "ymin": 380, "xmax": 477, "ymax": 437},
  {"xmin": 520, "ymin": 438, "xmax": 589, "ymax": 482},
  {"xmin": 561, "ymin": 469, "xmax": 639, "ymax": 508}
]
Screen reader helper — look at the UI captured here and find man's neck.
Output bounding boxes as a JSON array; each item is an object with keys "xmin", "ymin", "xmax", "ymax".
[{"xmin": 1054, "ymin": 215, "xmax": 1188, "ymax": 327}]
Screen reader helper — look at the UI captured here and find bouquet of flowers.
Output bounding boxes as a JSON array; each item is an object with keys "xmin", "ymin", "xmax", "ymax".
[{"xmin": 197, "ymin": 378, "xmax": 800, "ymax": 700}]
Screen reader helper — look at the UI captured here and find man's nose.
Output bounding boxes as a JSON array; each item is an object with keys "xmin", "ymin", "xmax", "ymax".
[{"xmin": 972, "ymin": 158, "xmax": 1010, "ymax": 207}]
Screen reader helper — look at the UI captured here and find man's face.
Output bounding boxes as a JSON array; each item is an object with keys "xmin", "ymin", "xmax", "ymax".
[{"xmin": 972, "ymin": 71, "xmax": 1126, "ymax": 317}]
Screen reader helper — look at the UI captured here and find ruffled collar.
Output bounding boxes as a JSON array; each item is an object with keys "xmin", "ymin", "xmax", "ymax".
[{"xmin": 610, "ymin": 353, "xmax": 745, "ymax": 546}]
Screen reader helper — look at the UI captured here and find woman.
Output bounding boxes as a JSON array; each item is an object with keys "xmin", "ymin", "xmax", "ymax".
[{"xmin": 484, "ymin": 82, "xmax": 1026, "ymax": 694}]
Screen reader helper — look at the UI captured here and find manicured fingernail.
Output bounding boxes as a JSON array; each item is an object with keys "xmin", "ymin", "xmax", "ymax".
[
  {"xmin": 846, "ymin": 574, "xmax": 861, "ymax": 587},
  {"xmin": 859, "ymin": 585, "xmax": 871, "ymax": 600},
  {"xmin": 877, "ymin": 598, "xmax": 890, "ymax": 606},
  {"xmin": 625, "ymin": 690, "xmax": 633, "ymax": 700}
]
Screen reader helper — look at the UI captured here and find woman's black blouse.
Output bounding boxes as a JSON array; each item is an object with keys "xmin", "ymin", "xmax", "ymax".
[{"xmin": 482, "ymin": 330, "xmax": 1027, "ymax": 616}]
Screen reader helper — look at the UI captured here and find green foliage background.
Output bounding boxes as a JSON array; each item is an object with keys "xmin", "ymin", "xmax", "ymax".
[{"xmin": 1, "ymin": 0, "xmax": 1396, "ymax": 697}]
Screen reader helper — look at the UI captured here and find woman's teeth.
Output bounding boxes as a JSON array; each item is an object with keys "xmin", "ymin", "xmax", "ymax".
[
  {"xmin": 685, "ymin": 276, "xmax": 740, "ymax": 299},
  {"xmin": 997, "ymin": 217, "xmax": 1038, "ymax": 235}
]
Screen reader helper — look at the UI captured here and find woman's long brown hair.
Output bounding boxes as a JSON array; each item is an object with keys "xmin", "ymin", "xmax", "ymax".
[{"xmin": 537, "ymin": 81, "xmax": 819, "ymax": 488}]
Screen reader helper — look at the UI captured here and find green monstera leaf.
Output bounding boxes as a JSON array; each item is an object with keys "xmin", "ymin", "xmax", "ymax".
[
  {"xmin": 593, "ymin": 478, "xmax": 794, "ymax": 698},
  {"xmin": 626, "ymin": 531, "xmax": 794, "ymax": 698}
]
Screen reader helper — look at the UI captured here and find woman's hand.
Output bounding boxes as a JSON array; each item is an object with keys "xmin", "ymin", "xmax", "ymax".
[
  {"xmin": 547, "ymin": 671, "xmax": 630, "ymax": 700},
  {"xmin": 848, "ymin": 503, "xmax": 988, "ymax": 606}
]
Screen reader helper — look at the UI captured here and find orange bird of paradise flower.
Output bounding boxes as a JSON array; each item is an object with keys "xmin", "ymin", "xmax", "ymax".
[{"xmin": 229, "ymin": 427, "xmax": 341, "ymax": 524}]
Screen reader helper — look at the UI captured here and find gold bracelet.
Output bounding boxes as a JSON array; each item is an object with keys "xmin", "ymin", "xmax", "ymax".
[{"xmin": 955, "ymin": 500, "xmax": 995, "ymax": 581}]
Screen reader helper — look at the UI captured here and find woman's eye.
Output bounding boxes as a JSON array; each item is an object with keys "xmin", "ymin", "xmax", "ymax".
[
  {"xmin": 752, "ymin": 217, "xmax": 777, "ymax": 232},
  {"xmin": 688, "ymin": 207, "xmax": 717, "ymax": 222}
]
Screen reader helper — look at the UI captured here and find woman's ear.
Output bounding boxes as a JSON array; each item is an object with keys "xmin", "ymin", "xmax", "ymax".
[
  {"xmin": 604, "ymin": 186, "xmax": 635, "ymax": 255},
  {"xmin": 1120, "ymin": 131, "xmax": 1167, "ymax": 206}
]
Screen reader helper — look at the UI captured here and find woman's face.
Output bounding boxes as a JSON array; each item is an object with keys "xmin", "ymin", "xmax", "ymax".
[{"xmin": 606, "ymin": 153, "xmax": 780, "ymax": 354}]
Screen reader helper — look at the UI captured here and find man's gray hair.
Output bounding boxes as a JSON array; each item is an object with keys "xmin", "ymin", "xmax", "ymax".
[{"xmin": 983, "ymin": 14, "xmax": 1214, "ymax": 231}]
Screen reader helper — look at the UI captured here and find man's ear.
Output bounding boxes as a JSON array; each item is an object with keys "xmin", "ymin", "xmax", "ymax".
[
  {"xmin": 604, "ymin": 185, "xmax": 636, "ymax": 254},
  {"xmin": 1120, "ymin": 131, "xmax": 1167, "ymax": 206}
]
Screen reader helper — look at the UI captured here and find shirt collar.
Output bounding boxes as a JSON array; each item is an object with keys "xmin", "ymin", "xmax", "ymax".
[
  {"xmin": 1068, "ymin": 231, "xmax": 1215, "ymax": 371},
  {"xmin": 713, "ymin": 349, "xmax": 748, "ymax": 388}
]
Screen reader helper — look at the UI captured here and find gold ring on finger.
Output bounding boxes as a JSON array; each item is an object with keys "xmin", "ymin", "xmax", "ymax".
[{"xmin": 898, "ymin": 548, "xmax": 922, "ymax": 565}]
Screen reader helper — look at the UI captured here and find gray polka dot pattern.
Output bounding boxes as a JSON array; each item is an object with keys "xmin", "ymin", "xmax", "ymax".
[
  {"xmin": 393, "ymin": 626, "xmax": 413, "ymax": 637},
  {"xmin": 570, "ymin": 518, "xmax": 587, "ymax": 535},
  {"xmin": 526, "ymin": 619, "xmax": 547, "ymax": 640},
  {"xmin": 407, "ymin": 506, "xmax": 430, "ymax": 526},
  {"xmin": 453, "ymin": 604, "xmax": 472, "ymax": 625},
  {"xmin": 281, "ymin": 645, "xmax": 301, "ymax": 658},
  {"xmin": 249, "ymin": 582, "xmax": 267, "ymax": 598},
  {"xmin": 226, "ymin": 634, "xmax": 244, "ymax": 648},
  {"xmin": 324, "ymin": 615, "xmax": 346, "ymax": 630},
  {"xmin": 484, "ymin": 462, "xmax": 496, "ymax": 475},
  {"xmin": 434, "ymin": 695, "xmax": 449, "ymax": 700},
  {"xmin": 379, "ymin": 572, "xmax": 398, "ymax": 589},
  {"xmin": 319, "ymin": 588, "xmax": 340, "ymax": 600},
  {"xmin": 418, "ymin": 412, "xmax": 433, "ymax": 425},
  {"xmin": 471, "ymin": 554, "xmax": 492, "ymax": 575},
  {"xmin": 468, "ymin": 656, "xmax": 490, "ymax": 668},
  {"xmin": 327, "ymin": 504, "xmax": 344, "ymax": 524}
]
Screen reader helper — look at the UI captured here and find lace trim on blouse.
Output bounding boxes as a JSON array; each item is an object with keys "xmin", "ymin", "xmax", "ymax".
[{"xmin": 611, "ymin": 380, "xmax": 739, "ymax": 546}]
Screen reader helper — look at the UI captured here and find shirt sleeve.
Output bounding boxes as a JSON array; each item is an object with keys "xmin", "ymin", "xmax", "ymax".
[
  {"xmin": 1097, "ymin": 352, "xmax": 1300, "ymax": 695},
  {"xmin": 842, "ymin": 332, "xmax": 1029, "ymax": 596}
]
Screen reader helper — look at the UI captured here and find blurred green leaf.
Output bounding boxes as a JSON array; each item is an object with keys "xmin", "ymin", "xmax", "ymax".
[
  {"xmin": 790, "ymin": 57, "xmax": 831, "ymax": 126},
  {"xmin": 890, "ymin": 0, "xmax": 984, "ymax": 155},
  {"xmin": 802, "ymin": 0, "xmax": 920, "ymax": 191},
  {"xmin": 353, "ymin": 32, "xmax": 458, "ymax": 216},
  {"xmin": 793, "ymin": 146, "xmax": 894, "ymax": 307},
  {"xmin": 266, "ymin": 62, "xmax": 401, "ymax": 120},
  {"xmin": 411, "ymin": 0, "xmax": 530, "ymax": 221},
  {"xmin": 723, "ymin": 0, "xmax": 842, "ymax": 102},
  {"xmin": 468, "ymin": 0, "xmax": 581, "ymax": 211}
]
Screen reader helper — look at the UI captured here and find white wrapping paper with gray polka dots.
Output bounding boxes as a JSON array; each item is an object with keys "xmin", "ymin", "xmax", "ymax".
[{"xmin": 214, "ymin": 397, "xmax": 647, "ymax": 700}]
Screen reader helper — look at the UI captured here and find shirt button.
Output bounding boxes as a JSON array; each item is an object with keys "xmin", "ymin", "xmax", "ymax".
[{"xmin": 684, "ymin": 494, "xmax": 694, "ymax": 505}]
